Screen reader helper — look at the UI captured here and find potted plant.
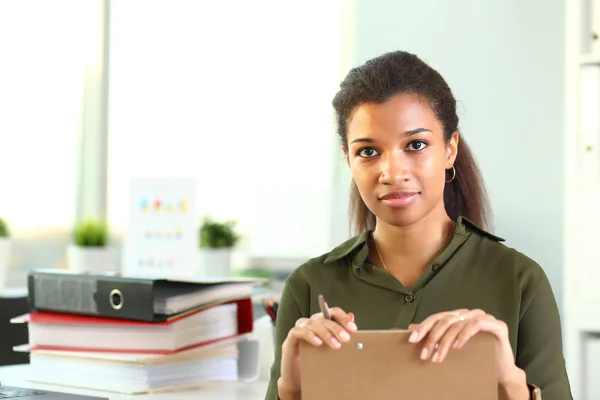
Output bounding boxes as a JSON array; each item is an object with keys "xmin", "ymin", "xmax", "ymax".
[
  {"xmin": 67, "ymin": 219, "xmax": 111, "ymax": 273},
  {"xmin": 198, "ymin": 215, "xmax": 240, "ymax": 277},
  {"xmin": 0, "ymin": 217, "xmax": 11, "ymax": 290}
]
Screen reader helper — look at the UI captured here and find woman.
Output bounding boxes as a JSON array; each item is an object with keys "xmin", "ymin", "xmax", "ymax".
[{"xmin": 265, "ymin": 51, "xmax": 572, "ymax": 399}]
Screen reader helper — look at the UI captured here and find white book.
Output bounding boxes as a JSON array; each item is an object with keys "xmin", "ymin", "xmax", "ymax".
[
  {"xmin": 14, "ymin": 302, "xmax": 242, "ymax": 352},
  {"xmin": 153, "ymin": 281, "xmax": 255, "ymax": 315},
  {"xmin": 26, "ymin": 341, "xmax": 240, "ymax": 394}
]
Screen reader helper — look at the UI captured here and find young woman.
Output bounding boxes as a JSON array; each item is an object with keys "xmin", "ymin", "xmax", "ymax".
[{"xmin": 265, "ymin": 51, "xmax": 572, "ymax": 400}]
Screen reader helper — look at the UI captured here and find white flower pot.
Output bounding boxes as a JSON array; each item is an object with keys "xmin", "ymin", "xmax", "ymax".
[
  {"xmin": 67, "ymin": 245, "xmax": 111, "ymax": 274},
  {"xmin": 0, "ymin": 238, "xmax": 11, "ymax": 290},
  {"xmin": 197, "ymin": 247, "xmax": 233, "ymax": 278}
]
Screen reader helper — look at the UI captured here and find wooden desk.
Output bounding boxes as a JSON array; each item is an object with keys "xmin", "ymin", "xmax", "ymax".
[{"xmin": 0, "ymin": 364, "xmax": 269, "ymax": 399}]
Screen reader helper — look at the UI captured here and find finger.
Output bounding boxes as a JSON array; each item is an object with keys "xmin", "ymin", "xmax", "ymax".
[
  {"xmin": 284, "ymin": 321, "xmax": 324, "ymax": 348},
  {"xmin": 288, "ymin": 326, "xmax": 324, "ymax": 347},
  {"xmin": 417, "ymin": 309, "xmax": 485, "ymax": 360},
  {"xmin": 295, "ymin": 317, "xmax": 310, "ymax": 327},
  {"xmin": 409, "ymin": 308, "xmax": 470, "ymax": 343},
  {"xmin": 431, "ymin": 320, "xmax": 467, "ymax": 363},
  {"xmin": 419, "ymin": 314, "xmax": 463, "ymax": 360},
  {"xmin": 304, "ymin": 318, "xmax": 349, "ymax": 349},
  {"xmin": 320, "ymin": 318, "xmax": 353, "ymax": 345},
  {"xmin": 454, "ymin": 315, "xmax": 505, "ymax": 349},
  {"xmin": 329, "ymin": 307, "xmax": 358, "ymax": 332}
]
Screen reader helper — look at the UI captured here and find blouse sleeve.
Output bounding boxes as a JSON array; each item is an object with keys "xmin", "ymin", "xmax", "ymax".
[
  {"xmin": 516, "ymin": 270, "xmax": 573, "ymax": 399},
  {"xmin": 264, "ymin": 270, "xmax": 310, "ymax": 400}
]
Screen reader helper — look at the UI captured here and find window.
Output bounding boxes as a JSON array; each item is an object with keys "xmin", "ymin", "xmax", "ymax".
[
  {"xmin": 107, "ymin": 1, "xmax": 345, "ymax": 259},
  {"xmin": 0, "ymin": 1, "xmax": 95, "ymax": 271}
]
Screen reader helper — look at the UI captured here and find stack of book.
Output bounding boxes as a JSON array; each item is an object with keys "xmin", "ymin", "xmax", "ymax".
[{"xmin": 11, "ymin": 270, "xmax": 265, "ymax": 394}]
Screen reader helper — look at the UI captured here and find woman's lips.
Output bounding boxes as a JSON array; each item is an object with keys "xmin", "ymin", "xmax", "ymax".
[{"xmin": 379, "ymin": 191, "xmax": 420, "ymax": 208}]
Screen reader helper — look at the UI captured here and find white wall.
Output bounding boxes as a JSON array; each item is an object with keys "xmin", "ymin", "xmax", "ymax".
[{"xmin": 342, "ymin": 0, "xmax": 566, "ymax": 308}]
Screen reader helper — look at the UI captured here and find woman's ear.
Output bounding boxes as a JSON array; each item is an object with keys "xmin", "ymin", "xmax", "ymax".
[{"xmin": 446, "ymin": 132, "xmax": 459, "ymax": 168}]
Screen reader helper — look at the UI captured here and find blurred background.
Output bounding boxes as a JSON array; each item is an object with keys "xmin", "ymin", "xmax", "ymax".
[{"xmin": 0, "ymin": 0, "xmax": 598, "ymax": 398}]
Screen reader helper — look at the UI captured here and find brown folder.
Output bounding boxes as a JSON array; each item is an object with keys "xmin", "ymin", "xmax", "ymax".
[{"xmin": 299, "ymin": 330, "xmax": 497, "ymax": 400}]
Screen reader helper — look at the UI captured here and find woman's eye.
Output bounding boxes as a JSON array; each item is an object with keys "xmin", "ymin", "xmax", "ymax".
[
  {"xmin": 407, "ymin": 140, "xmax": 427, "ymax": 151},
  {"xmin": 358, "ymin": 147, "xmax": 379, "ymax": 158}
]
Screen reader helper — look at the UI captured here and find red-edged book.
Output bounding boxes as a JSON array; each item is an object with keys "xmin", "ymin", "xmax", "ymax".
[{"xmin": 11, "ymin": 297, "xmax": 253, "ymax": 354}]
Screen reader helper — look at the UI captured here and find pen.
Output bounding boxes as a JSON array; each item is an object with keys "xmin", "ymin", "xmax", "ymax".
[{"xmin": 318, "ymin": 294, "xmax": 332, "ymax": 320}]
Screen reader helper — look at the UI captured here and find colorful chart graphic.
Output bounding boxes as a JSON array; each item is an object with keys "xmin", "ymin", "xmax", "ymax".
[{"xmin": 123, "ymin": 179, "xmax": 198, "ymax": 279}]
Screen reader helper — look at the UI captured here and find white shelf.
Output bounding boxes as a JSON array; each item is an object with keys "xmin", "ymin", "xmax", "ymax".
[
  {"xmin": 581, "ymin": 53, "xmax": 600, "ymax": 65},
  {"xmin": 566, "ymin": 1, "xmax": 600, "ymax": 398}
]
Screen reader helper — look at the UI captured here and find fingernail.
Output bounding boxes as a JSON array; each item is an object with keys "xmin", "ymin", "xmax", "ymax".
[
  {"xmin": 312, "ymin": 337, "xmax": 323, "ymax": 345},
  {"xmin": 432, "ymin": 352, "xmax": 439, "ymax": 363},
  {"xmin": 409, "ymin": 331, "xmax": 419, "ymax": 343},
  {"xmin": 331, "ymin": 338, "xmax": 341, "ymax": 348},
  {"xmin": 452, "ymin": 340, "xmax": 460, "ymax": 349},
  {"xmin": 347, "ymin": 321, "xmax": 358, "ymax": 331},
  {"xmin": 340, "ymin": 330, "xmax": 351, "ymax": 342},
  {"xmin": 420, "ymin": 348, "xmax": 428, "ymax": 360}
]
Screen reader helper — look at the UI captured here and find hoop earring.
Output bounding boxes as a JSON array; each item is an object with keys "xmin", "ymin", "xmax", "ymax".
[{"xmin": 445, "ymin": 166, "xmax": 456, "ymax": 183}]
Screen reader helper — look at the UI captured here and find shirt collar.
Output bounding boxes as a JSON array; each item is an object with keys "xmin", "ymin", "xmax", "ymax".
[
  {"xmin": 323, "ymin": 230, "xmax": 371, "ymax": 264},
  {"xmin": 459, "ymin": 216, "xmax": 505, "ymax": 242},
  {"xmin": 322, "ymin": 216, "xmax": 504, "ymax": 265}
]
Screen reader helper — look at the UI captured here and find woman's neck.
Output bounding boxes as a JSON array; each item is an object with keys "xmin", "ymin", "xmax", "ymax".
[{"xmin": 372, "ymin": 207, "xmax": 456, "ymax": 282}]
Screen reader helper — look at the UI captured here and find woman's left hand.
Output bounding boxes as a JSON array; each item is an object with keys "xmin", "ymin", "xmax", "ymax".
[{"xmin": 408, "ymin": 309, "xmax": 524, "ymax": 388}]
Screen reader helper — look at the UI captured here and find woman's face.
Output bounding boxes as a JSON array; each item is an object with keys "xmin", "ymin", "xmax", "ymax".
[{"xmin": 344, "ymin": 92, "xmax": 458, "ymax": 228}]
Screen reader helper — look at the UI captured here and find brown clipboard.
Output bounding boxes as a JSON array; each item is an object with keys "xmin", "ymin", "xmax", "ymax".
[{"xmin": 299, "ymin": 330, "xmax": 498, "ymax": 400}]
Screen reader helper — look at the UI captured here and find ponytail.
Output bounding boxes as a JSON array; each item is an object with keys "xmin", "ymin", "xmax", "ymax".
[{"xmin": 443, "ymin": 137, "xmax": 490, "ymax": 229}]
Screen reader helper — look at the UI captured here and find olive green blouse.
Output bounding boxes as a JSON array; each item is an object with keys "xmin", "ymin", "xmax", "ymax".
[{"xmin": 264, "ymin": 216, "xmax": 572, "ymax": 400}]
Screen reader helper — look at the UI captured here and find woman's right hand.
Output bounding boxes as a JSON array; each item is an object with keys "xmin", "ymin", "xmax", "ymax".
[{"xmin": 277, "ymin": 307, "xmax": 358, "ymax": 397}]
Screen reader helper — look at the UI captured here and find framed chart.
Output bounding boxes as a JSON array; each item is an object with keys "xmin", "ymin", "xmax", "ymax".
[{"xmin": 122, "ymin": 178, "xmax": 198, "ymax": 278}]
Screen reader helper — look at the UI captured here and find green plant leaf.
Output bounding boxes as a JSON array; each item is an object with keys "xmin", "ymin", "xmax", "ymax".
[
  {"xmin": 0, "ymin": 218, "xmax": 9, "ymax": 238},
  {"xmin": 74, "ymin": 219, "xmax": 108, "ymax": 247},
  {"xmin": 199, "ymin": 215, "xmax": 240, "ymax": 248}
]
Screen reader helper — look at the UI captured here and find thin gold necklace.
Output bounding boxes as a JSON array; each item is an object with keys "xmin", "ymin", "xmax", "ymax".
[{"xmin": 373, "ymin": 236, "xmax": 389, "ymax": 271}]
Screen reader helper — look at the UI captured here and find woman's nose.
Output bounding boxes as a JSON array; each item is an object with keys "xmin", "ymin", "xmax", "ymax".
[{"xmin": 379, "ymin": 153, "xmax": 410, "ymax": 184}]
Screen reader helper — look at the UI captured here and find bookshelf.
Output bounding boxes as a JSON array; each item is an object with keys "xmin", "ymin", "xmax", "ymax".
[{"xmin": 563, "ymin": 0, "xmax": 600, "ymax": 398}]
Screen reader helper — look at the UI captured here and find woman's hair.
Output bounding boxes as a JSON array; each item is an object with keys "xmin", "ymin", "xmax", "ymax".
[{"xmin": 332, "ymin": 50, "xmax": 491, "ymax": 234}]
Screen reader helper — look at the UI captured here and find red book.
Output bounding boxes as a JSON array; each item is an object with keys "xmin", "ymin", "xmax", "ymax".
[{"xmin": 11, "ymin": 297, "xmax": 253, "ymax": 354}]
